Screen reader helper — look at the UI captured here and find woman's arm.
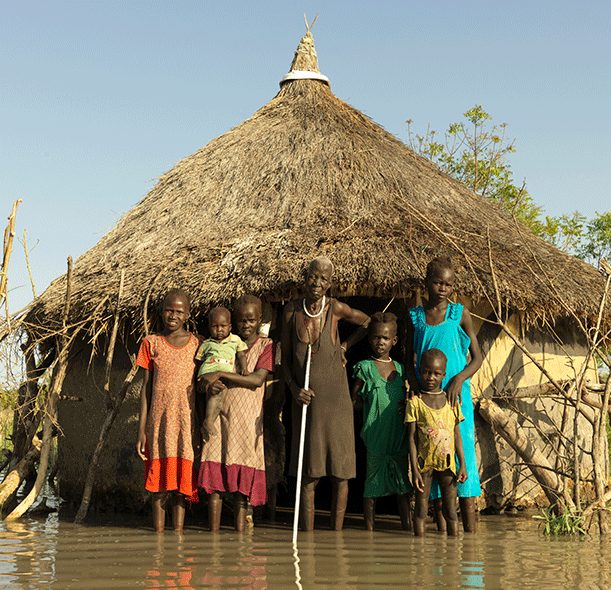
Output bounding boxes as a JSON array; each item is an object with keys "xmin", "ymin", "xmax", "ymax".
[
  {"xmin": 447, "ymin": 307, "xmax": 483, "ymax": 406},
  {"xmin": 136, "ymin": 368, "xmax": 151, "ymax": 460},
  {"xmin": 407, "ymin": 421, "xmax": 424, "ymax": 492},
  {"xmin": 281, "ymin": 302, "xmax": 314, "ymax": 405},
  {"xmin": 454, "ymin": 422, "xmax": 467, "ymax": 483},
  {"xmin": 333, "ymin": 300, "xmax": 370, "ymax": 357},
  {"xmin": 216, "ymin": 368, "xmax": 269, "ymax": 389}
]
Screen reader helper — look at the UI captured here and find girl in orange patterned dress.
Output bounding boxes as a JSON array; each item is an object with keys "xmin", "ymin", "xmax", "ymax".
[{"xmin": 136, "ymin": 289, "xmax": 199, "ymax": 532}]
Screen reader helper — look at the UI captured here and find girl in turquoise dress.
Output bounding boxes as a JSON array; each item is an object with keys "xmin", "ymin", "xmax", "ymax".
[
  {"xmin": 352, "ymin": 312, "xmax": 412, "ymax": 531},
  {"xmin": 406, "ymin": 256, "xmax": 483, "ymax": 533}
]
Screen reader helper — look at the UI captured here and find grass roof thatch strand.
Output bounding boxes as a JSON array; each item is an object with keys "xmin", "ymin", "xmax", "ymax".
[{"xmin": 26, "ymin": 30, "xmax": 607, "ymax": 340}]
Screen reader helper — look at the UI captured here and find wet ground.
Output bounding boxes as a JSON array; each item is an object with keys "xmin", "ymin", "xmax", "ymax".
[{"xmin": 0, "ymin": 510, "xmax": 609, "ymax": 589}]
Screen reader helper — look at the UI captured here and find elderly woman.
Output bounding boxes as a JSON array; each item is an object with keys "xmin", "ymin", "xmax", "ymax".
[{"xmin": 282, "ymin": 257, "xmax": 369, "ymax": 530}]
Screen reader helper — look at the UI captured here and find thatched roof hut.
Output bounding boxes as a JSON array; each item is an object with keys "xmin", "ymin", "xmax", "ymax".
[
  {"xmin": 27, "ymin": 30, "xmax": 605, "ymax": 336},
  {"xmin": 27, "ymin": 30, "xmax": 605, "ymax": 512}
]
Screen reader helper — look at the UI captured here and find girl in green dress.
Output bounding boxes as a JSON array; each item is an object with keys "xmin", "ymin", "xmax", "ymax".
[{"xmin": 351, "ymin": 312, "xmax": 412, "ymax": 531}]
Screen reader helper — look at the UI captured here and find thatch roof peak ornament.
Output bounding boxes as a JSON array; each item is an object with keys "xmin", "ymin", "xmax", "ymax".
[{"xmin": 280, "ymin": 24, "xmax": 330, "ymax": 86}]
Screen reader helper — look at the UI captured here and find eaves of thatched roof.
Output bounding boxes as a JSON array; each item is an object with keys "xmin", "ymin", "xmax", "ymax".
[{"xmin": 26, "ymin": 31, "xmax": 607, "ymax": 337}]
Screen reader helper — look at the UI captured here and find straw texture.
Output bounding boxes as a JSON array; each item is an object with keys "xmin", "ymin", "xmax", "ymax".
[{"xmin": 27, "ymin": 31, "xmax": 606, "ymax": 335}]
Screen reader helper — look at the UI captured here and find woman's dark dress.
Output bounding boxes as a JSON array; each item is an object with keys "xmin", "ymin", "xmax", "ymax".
[{"xmin": 288, "ymin": 299, "xmax": 356, "ymax": 480}]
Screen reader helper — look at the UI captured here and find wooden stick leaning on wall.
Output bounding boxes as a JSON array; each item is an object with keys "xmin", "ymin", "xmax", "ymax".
[
  {"xmin": 5, "ymin": 256, "xmax": 77, "ymax": 521},
  {"xmin": 75, "ymin": 269, "xmax": 140, "ymax": 523}
]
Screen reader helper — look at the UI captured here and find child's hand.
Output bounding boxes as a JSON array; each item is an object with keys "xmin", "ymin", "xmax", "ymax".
[
  {"xmin": 446, "ymin": 377, "xmax": 464, "ymax": 407},
  {"xmin": 208, "ymin": 380, "xmax": 227, "ymax": 397},
  {"xmin": 198, "ymin": 372, "xmax": 219, "ymax": 393},
  {"xmin": 457, "ymin": 465, "xmax": 468, "ymax": 483},
  {"xmin": 136, "ymin": 431, "xmax": 147, "ymax": 461},
  {"xmin": 414, "ymin": 470, "xmax": 424, "ymax": 493},
  {"xmin": 240, "ymin": 367, "xmax": 250, "ymax": 377}
]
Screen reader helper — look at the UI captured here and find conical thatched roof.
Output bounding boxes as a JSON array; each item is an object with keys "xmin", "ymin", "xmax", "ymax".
[{"xmin": 28, "ymin": 31, "xmax": 605, "ymax": 335}]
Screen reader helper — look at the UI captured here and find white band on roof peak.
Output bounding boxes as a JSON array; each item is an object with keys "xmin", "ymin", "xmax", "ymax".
[{"xmin": 280, "ymin": 70, "xmax": 330, "ymax": 85}]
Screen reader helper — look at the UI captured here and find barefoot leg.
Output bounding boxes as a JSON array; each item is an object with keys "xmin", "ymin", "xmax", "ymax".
[
  {"xmin": 396, "ymin": 493, "xmax": 412, "ymax": 531},
  {"xmin": 413, "ymin": 473, "xmax": 433, "ymax": 537},
  {"xmin": 203, "ymin": 392, "xmax": 222, "ymax": 439},
  {"xmin": 152, "ymin": 493, "xmax": 167, "ymax": 533},
  {"xmin": 438, "ymin": 470, "xmax": 459, "ymax": 537},
  {"xmin": 301, "ymin": 477, "xmax": 318, "ymax": 531},
  {"xmin": 233, "ymin": 493, "xmax": 247, "ymax": 532},
  {"xmin": 433, "ymin": 498, "xmax": 447, "ymax": 532},
  {"xmin": 172, "ymin": 493, "xmax": 186, "ymax": 532},
  {"xmin": 330, "ymin": 477, "xmax": 349, "ymax": 531},
  {"xmin": 460, "ymin": 496, "xmax": 477, "ymax": 533},
  {"xmin": 208, "ymin": 492, "xmax": 222, "ymax": 532},
  {"xmin": 363, "ymin": 497, "xmax": 376, "ymax": 531}
]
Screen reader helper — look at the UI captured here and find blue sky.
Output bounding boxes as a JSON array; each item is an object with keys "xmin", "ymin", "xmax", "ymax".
[{"xmin": 2, "ymin": 1, "xmax": 610, "ymax": 311}]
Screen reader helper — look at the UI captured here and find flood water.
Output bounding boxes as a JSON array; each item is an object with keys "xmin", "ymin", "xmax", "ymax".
[{"xmin": 0, "ymin": 511, "xmax": 609, "ymax": 589}]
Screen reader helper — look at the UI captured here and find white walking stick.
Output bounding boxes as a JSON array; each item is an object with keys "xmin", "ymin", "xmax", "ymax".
[{"xmin": 292, "ymin": 343, "xmax": 312, "ymax": 544}]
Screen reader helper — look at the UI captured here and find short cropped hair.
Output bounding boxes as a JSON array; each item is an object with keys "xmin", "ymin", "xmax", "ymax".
[
  {"xmin": 369, "ymin": 311, "xmax": 398, "ymax": 335},
  {"xmin": 307, "ymin": 256, "xmax": 334, "ymax": 277},
  {"xmin": 425, "ymin": 256, "xmax": 454, "ymax": 281},
  {"xmin": 208, "ymin": 306, "xmax": 231, "ymax": 323},
  {"xmin": 163, "ymin": 288, "xmax": 191, "ymax": 310},
  {"xmin": 421, "ymin": 348, "xmax": 447, "ymax": 368},
  {"xmin": 234, "ymin": 294, "xmax": 262, "ymax": 314}
]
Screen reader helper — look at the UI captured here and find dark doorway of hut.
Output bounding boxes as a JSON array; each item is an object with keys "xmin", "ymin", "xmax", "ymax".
[{"xmin": 276, "ymin": 296, "xmax": 413, "ymax": 529}]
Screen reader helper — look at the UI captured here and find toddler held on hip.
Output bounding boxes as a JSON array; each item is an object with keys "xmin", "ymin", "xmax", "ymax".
[{"xmin": 196, "ymin": 306, "xmax": 249, "ymax": 439}]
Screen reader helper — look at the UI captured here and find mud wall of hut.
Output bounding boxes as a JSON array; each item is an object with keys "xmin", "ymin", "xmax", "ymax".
[{"xmin": 58, "ymin": 336, "xmax": 145, "ymax": 511}]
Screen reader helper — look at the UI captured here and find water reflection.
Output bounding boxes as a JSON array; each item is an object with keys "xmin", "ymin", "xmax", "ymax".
[{"xmin": 0, "ymin": 515, "xmax": 609, "ymax": 588}]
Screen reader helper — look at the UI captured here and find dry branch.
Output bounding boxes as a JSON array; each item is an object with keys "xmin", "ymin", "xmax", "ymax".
[
  {"xmin": 22, "ymin": 229, "xmax": 37, "ymax": 299},
  {"xmin": 478, "ymin": 398, "xmax": 574, "ymax": 512},
  {"xmin": 0, "ymin": 199, "xmax": 22, "ymax": 304},
  {"xmin": 5, "ymin": 257, "xmax": 76, "ymax": 521}
]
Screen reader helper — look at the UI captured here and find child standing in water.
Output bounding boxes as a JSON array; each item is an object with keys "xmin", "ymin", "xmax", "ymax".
[
  {"xmin": 406, "ymin": 349, "xmax": 467, "ymax": 536},
  {"xmin": 196, "ymin": 307, "xmax": 249, "ymax": 439},
  {"xmin": 351, "ymin": 312, "xmax": 412, "ymax": 531},
  {"xmin": 406, "ymin": 256, "xmax": 483, "ymax": 532},
  {"xmin": 136, "ymin": 289, "xmax": 199, "ymax": 532}
]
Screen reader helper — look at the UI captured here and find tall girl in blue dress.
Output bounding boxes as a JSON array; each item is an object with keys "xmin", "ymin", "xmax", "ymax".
[{"xmin": 406, "ymin": 256, "xmax": 483, "ymax": 533}]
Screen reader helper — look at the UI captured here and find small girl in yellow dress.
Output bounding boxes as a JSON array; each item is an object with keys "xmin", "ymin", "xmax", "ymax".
[{"xmin": 405, "ymin": 348, "xmax": 467, "ymax": 537}]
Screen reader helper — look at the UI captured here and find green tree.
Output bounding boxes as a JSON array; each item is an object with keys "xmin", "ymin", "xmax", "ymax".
[
  {"xmin": 406, "ymin": 106, "xmax": 610, "ymax": 267},
  {"xmin": 407, "ymin": 105, "xmax": 543, "ymax": 233},
  {"xmin": 577, "ymin": 211, "xmax": 611, "ymax": 266}
]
